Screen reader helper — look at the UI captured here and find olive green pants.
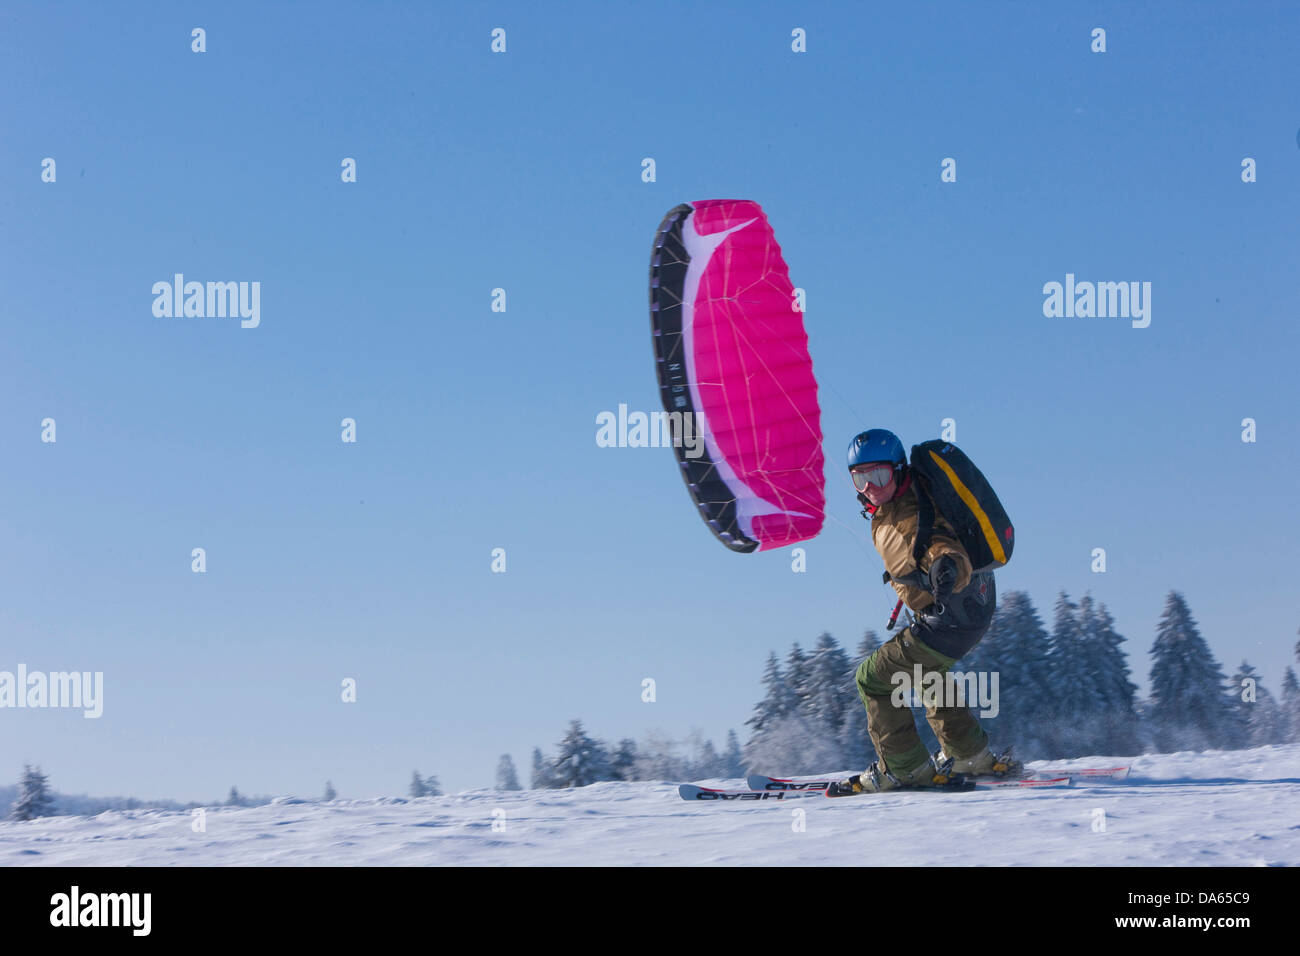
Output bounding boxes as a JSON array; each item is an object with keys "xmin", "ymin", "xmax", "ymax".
[{"xmin": 854, "ymin": 625, "xmax": 988, "ymax": 775}]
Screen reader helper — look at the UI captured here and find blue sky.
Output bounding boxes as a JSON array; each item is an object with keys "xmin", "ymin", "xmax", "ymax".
[{"xmin": 2, "ymin": 1, "xmax": 1298, "ymax": 801}]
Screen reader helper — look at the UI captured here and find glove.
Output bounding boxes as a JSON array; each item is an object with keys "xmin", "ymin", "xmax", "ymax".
[{"xmin": 929, "ymin": 556, "xmax": 959, "ymax": 603}]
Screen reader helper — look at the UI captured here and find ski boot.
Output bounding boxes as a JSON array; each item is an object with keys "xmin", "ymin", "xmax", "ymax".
[
  {"xmin": 827, "ymin": 754, "xmax": 971, "ymax": 797},
  {"xmin": 935, "ymin": 745, "xmax": 1023, "ymax": 779}
]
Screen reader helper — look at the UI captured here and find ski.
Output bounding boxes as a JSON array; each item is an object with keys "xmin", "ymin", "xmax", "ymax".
[
  {"xmin": 975, "ymin": 775, "xmax": 1072, "ymax": 789},
  {"xmin": 681, "ymin": 775, "xmax": 1072, "ymax": 802},
  {"xmin": 677, "ymin": 783, "xmax": 824, "ymax": 801},
  {"xmin": 826, "ymin": 775, "xmax": 977, "ymax": 797},
  {"xmin": 749, "ymin": 773, "xmax": 851, "ymax": 791},
  {"xmin": 749, "ymin": 773, "xmax": 1074, "ymax": 794},
  {"xmin": 750, "ymin": 766, "xmax": 1127, "ymax": 792},
  {"xmin": 824, "ymin": 775, "xmax": 1073, "ymax": 797},
  {"xmin": 1052, "ymin": 765, "xmax": 1131, "ymax": 780}
]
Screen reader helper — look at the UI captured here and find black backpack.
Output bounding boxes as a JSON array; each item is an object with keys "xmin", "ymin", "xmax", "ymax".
[{"xmin": 908, "ymin": 440, "xmax": 1014, "ymax": 573}]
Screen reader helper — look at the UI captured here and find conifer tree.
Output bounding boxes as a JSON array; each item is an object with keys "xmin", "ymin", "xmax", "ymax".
[
  {"xmin": 530, "ymin": 748, "xmax": 550, "ymax": 789},
  {"xmin": 693, "ymin": 737, "xmax": 723, "ymax": 778},
  {"xmin": 9, "ymin": 765, "xmax": 55, "ymax": 821},
  {"xmin": 744, "ymin": 644, "xmax": 841, "ymax": 776},
  {"xmin": 745, "ymin": 652, "xmax": 796, "ymax": 739},
  {"xmin": 801, "ymin": 632, "xmax": 852, "ymax": 732},
  {"xmin": 839, "ymin": 632, "xmax": 881, "ymax": 771},
  {"xmin": 962, "ymin": 590, "xmax": 1055, "ymax": 759},
  {"xmin": 1288, "ymin": 631, "xmax": 1300, "ymax": 741},
  {"xmin": 1229, "ymin": 661, "xmax": 1284, "ymax": 746},
  {"xmin": 1148, "ymin": 592, "xmax": 1235, "ymax": 751},
  {"xmin": 608, "ymin": 739, "xmax": 638, "ymax": 781},
  {"xmin": 1046, "ymin": 592, "xmax": 1102, "ymax": 756},
  {"xmin": 784, "ymin": 643, "xmax": 811, "ymax": 714},
  {"xmin": 495, "ymin": 755, "xmax": 521, "ymax": 791},
  {"xmin": 408, "ymin": 771, "xmax": 427, "ymax": 798},
  {"xmin": 549, "ymin": 720, "xmax": 612, "ymax": 788},
  {"xmin": 1079, "ymin": 595, "xmax": 1141, "ymax": 754},
  {"xmin": 1280, "ymin": 668, "xmax": 1300, "ymax": 744},
  {"xmin": 722, "ymin": 729, "xmax": 745, "ymax": 777}
]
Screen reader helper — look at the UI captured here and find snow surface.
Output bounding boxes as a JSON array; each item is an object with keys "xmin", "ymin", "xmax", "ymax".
[{"xmin": 4, "ymin": 746, "xmax": 1298, "ymax": 866}]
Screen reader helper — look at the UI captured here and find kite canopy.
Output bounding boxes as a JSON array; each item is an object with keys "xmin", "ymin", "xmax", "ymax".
[{"xmin": 649, "ymin": 200, "xmax": 824, "ymax": 552}]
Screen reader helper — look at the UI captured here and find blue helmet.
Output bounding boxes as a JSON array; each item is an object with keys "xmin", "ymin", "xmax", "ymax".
[{"xmin": 846, "ymin": 429, "xmax": 905, "ymax": 471}]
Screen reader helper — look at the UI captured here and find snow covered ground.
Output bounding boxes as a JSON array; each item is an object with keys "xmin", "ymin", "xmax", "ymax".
[{"xmin": 4, "ymin": 745, "xmax": 1298, "ymax": 866}]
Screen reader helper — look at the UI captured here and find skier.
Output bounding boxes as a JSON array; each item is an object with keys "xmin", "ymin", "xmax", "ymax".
[{"xmin": 836, "ymin": 429, "xmax": 1017, "ymax": 794}]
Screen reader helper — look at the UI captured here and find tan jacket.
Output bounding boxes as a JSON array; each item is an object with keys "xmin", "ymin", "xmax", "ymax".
[{"xmin": 871, "ymin": 481, "xmax": 973, "ymax": 612}]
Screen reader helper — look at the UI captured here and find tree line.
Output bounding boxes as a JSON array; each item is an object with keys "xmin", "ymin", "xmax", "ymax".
[
  {"xmin": 527, "ymin": 589, "xmax": 1300, "ymax": 785},
  {"xmin": 10, "ymin": 589, "xmax": 1298, "ymax": 815}
]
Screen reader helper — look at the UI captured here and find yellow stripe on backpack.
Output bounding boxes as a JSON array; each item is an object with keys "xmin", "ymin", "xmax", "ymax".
[{"xmin": 927, "ymin": 449, "xmax": 1008, "ymax": 566}]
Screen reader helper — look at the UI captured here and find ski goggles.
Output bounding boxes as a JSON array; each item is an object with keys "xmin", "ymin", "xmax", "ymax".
[{"xmin": 850, "ymin": 464, "xmax": 895, "ymax": 492}]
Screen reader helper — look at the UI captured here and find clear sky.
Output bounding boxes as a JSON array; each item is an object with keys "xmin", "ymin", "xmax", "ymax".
[{"xmin": 2, "ymin": 1, "xmax": 1298, "ymax": 801}]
